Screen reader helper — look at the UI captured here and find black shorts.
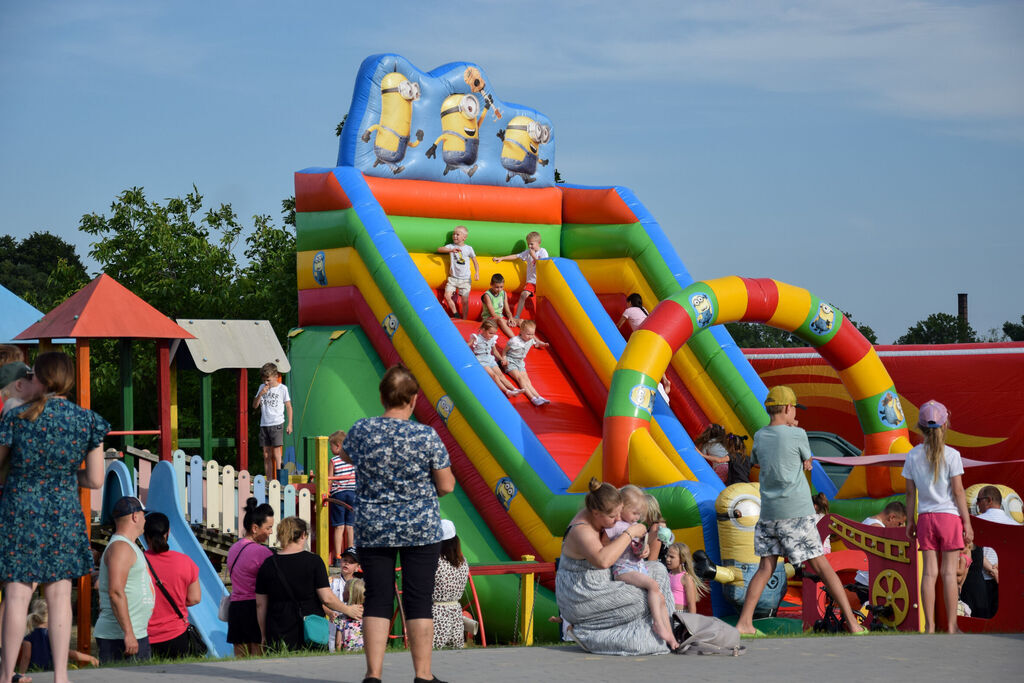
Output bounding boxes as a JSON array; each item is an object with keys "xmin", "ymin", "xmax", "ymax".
[
  {"xmin": 227, "ymin": 599, "xmax": 263, "ymax": 644},
  {"xmin": 259, "ymin": 423, "xmax": 284, "ymax": 447}
]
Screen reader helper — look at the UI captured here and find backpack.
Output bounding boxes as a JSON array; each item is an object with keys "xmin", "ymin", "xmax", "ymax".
[{"xmin": 671, "ymin": 612, "xmax": 746, "ymax": 656}]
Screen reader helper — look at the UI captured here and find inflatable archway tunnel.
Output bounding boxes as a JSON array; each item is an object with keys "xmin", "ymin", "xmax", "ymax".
[{"xmin": 604, "ymin": 276, "xmax": 913, "ymax": 489}]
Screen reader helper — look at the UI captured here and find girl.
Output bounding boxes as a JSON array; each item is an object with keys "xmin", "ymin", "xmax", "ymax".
[
  {"xmin": 16, "ymin": 598, "xmax": 98, "ymax": 678},
  {"xmin": 812, "ymin": 493, "xmax": 832, "ymax": 554},
  {"xmin": 664, "ymin": 543, "xmax": 708, "ymax": 613},
  {"xmin": 694, "ymin": 424, "xmax": 729, "ymax": 483},
  {"xmin": 469, "ymin": 319, "xmax": 521, "ymax": 396},
  {"xmin": 902, "ymin": 400, "xmax": 973, "ymax": 634},
  {"xmin": 603, "ymin": 485, "xmax": 679, "ymax": 650},
  {"xmin": 643, "ymin": 494, "xmax": 673, "ymax": 563},
  {"xmin": 329, "ymin": 577, "xmax": 364, "ymax": 652},
  {"xmin": 504, "ymin": 319, "xmax": 551, "ymax": 406},
  {"xmin": 725, "ymin": 433, "xmax": 751, "ymax": 485},
  {"xmin": 432, "ymin": 520, "xmax": 470, "ymax": 649},
  {"xmin": 617, "ymin": 293, "xmax": 649, "ymax": 333}
]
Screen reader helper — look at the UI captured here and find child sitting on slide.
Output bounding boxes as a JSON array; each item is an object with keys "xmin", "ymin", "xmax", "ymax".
[
  {"xmin": 503, "ymin": 319, "xmax": 550, "ymax": 406},
  {"xmin": 469, "ymin": 319, "xmax": 521, "ymax": 397}
]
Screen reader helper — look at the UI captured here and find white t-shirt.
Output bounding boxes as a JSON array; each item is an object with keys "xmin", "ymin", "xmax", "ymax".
[
  {"xmin": 445, "ymin": 244, "xmax": 476, "ymax": 280},
  {"xmin": 517, "ymin": 247, "xmax": 548, "ymax": 284},
  {"xmin": 621, "ymin": 306, "xmax": 648, "ymax": 331},
  {"xmin": 504, "ymin": 335, "xmax": 537, "ymax": 364},
  {"xmin": 976, "ymin": 507, "xmax": 1021, "ymax": 580},
  {"xmin": 256, "ymin": 383, "xmax": 291, "ymax": 426},
  {"xmin": 900, "ymin": 443, "xmax": 963, "ymax": 515},
  {"xmin": 854, "ymin": 517, "xmax": 885, "ymax": 585}
]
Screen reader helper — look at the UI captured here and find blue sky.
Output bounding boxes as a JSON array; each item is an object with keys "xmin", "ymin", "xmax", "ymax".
[{"xmin": 1, "ymin": 0, "xmax": 1021, "ymax": 343}]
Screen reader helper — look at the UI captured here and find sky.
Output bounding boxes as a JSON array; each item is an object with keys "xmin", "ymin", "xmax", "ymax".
[{"xmin": 1, "ymin": 0, "xmax": 1022, "ymax": 344}]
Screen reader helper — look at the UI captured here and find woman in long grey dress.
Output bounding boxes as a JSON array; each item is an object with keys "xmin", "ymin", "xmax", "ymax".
[{"xmin": 556, "ymin": 478, "xmax": 676, "ymax": 656}]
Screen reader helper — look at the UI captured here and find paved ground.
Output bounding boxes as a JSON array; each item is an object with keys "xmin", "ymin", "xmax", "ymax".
[{"xmin": 19, "ymin": 633, "xmax": 1024, "ymax": 683}]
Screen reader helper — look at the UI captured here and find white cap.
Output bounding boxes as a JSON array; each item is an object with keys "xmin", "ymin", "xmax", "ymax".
[{"xmin": 440, "ymin": 519, "xmax": 457, "ymax": 541}]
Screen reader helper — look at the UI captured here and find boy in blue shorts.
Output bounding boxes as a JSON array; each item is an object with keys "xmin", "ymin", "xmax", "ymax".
[
  {"xmin": 328, "ymin": 430, "xmax": 356, "ymax": 565},
  {"xmin": 735, "ymin": 386, "xmax": 866, "ymax": 635}
]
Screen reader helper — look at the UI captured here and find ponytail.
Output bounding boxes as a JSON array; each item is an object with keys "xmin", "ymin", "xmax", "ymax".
[{"xmin": 922, "ymin": 424, "xmax": 948, "ymax": 483}]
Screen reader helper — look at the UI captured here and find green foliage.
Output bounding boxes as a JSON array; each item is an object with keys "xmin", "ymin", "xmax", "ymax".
[
  {"xmin": 843, "ymin": 311, "xmax": 878, "ymax": 344},
  {"xmin": 0, "ymin": 231, "xmax": 90, "ymax": 311},
  {"xmin": 1003, "ymin": 315, "xmax": 1024, "ymax": 342},
  {"xmin": 724, "ymin": 323, "xmax": 804, "ymax": 348},
  {"xmin": 554, "ymin": 169, "xmax": 565, "ymax": 184},
  {"xmin": 895, "ymin": 312, "xmax": 977, "ymax": 344}
]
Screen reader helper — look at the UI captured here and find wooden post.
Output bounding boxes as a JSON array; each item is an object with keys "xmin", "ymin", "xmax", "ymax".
[
  {"xmin": 237, "ymin": 368, "xmax": 248, "ymax": 471},
  {"xmin": 315, "ymin": 436, "xmax": 330, "ymax": 566},
  {"xmin": 169, "ymin": 360, "xmax": 178, "ymax": 450},
  {"xmin": 156, "ymin": 340, "xmax": 171, "ymax": 461},
  {"xmin": 75, "ymin": 339, "xmax": 92, "ymax": 653},
  {"xmin": 520, "ymin": 554, "xmax": 535, "ymax": 645},
  {"xmin": 200, "ymin": 372, "xmax": 213, "ymax": 461}
]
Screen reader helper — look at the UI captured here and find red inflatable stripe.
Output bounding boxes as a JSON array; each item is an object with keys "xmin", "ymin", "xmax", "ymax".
[
  {"xmin": 818, "ymin": 319, "xmax": 873, "ymax": 372},
  {"xmin": 741, "ymin": 277, "xmax": 780, "ymax": 322},
  {"xmin": 645, "ymin": 300, "xmax": 693, "ymax": 352},
  {"xmin": 365, "ymin": 176, "xmax": 561, "ymax": 224},
  {"xmin": 294, "ymin": 172, "xmax": 352, "ymax": 212},
  {"xmin": 560, "ymin": 186, "xmax": 639, "ymax": 225}
]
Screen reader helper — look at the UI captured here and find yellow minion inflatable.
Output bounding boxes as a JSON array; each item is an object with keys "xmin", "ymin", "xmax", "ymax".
[
  {"xmin": 425, "ymin": 93, "xmax": 484, "ymax": 177},
  {"xmin": 497, "ymin": 115, "xmax": 550, "ymax": 184},
  {"xmin": 361, "ymin": 70, "xmax": 423, "ymax": 174}
]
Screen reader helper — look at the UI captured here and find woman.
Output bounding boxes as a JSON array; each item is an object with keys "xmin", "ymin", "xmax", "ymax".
[
  {"xmin": 0, "ymin": 352, "xmax": 108, "ymax": 683},
  {"xmin": 226, "ymin": 498, "xmax": 274, "ymax": 656},
  {"xmin": 342, "ymin": 365, "xmax": 454, "ymax": 683},
  {"xmin": 254, "ymin": 516, "xmax": 362, "ymax": 651},
  {"xmin": 432, "ymin": 519, "xmax": 469, "ymax": 649},
  {"xmin": 556, "ymin": 478, "xmax": 676, "ymax": 656},
  {"xmin": 142, "ymin": 513, "xmax": 201, "ymax": 658}
]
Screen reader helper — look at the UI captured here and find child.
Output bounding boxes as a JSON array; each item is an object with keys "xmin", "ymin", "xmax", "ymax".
[
  {"xmin": 664, "ymin": 542, "xmax": 708, "ymax": 613},
  {"xmin": 0, "ymin": 361, "xmax": 33, "ymax": 416},
  {"xmin": 902, "ymin": 400, "xmax": 973, "ymax": 634},
  {"xmin": 616, "ymin": 293, "xmax": 649, "ymax": 333},
  {"xmin": 725, "ymin": 433, "xmax": 751, "ymax": 485},
  {"xmin": 328, "ymin": 430, "xmax": 356, "ymax": 563},
  {"xmin": 492, "ymin": 230, "xmax": 548, "ymax": 322},
  {"xmin": 644, "ymin": 493, "xmax": 674, "ymax": 562},
  {"xmin": 695, "ymin": 424, "xmax": 730, "ymax": 483},
  {"xmin": 252, "ymin": 362, "xmax": 292, "ymax": 482},
  {"xmin": 504, "ymin": 319, "xmax": 550, "ymax": 406},
  {"xmin": 480, "ymin": 273, "xmax": 517, "ymax": 338},
  {"xmin": 469, "ymin": 319, "xmax": 521, "ymax": 396},
  {"xmin": 851, "ymin": 501, "xmax": 906, "ymax": 603},
  {"xmin": 329, "ymin": 577, "xmax": 365, "ymax": 652},
  {"xmin": 812, "ymin": 492, "xmax": 832, "ymax": 554},
  {"xmin": 735, "ymin": 386, "xmax": 866, "ymax": 635},
  {"xmin": 437, "ymin": 225, "xmax": 479, "ymax": 318},
  {"xmin": 17, "ymin": 597, "xmax": 98, "ymax": 676},
  {"xmin": 603, "ymin": 485, "xmax": 679, "ymax": 650}
]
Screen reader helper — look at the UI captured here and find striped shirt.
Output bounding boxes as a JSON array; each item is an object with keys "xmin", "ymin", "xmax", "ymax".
[{"xmin": 330, "ymin": 456, "xmax": 355, "ymax": 492}]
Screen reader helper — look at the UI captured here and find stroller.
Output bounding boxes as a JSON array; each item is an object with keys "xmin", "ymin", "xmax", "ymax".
[{"xmin": 812, "ymin": 578, "xmax": 894, "ymax": 633}]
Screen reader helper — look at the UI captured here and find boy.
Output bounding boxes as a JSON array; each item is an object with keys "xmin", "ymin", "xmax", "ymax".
[
  {"xmin": 492, "ymin": 230, "xmax": 548, "ymax": 322},
  {"xmin": 328, "ymin": 430, "xmax": 356, "ymax": 564},
  {"xmin": 736, "ymin": 386, "xmax": 866, "ymax": 635},
  {"xmin": 852, "ymin": 501, "xmax": 907, "ymax": 605},
  {"xmin": 252, "ymin": 362, "xmax": 292, "ymax": 482},
  {"xmin": 504, "ymin": 319, "xmax": 550, "ymax": 406},
  {"xmin": 480, "ymin": 273, "xmax": 517, "ymax": 338},
  {"xmin": 437, "ymin": 225, "xmax": 479, "ymax": 318},
  {"xmin": 0, "ymin": 361, "xmax": 33, "ymax": 415}
]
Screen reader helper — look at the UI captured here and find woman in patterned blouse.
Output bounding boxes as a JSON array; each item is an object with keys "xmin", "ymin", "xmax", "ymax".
[{"xmin": 342, "ymin": 365, "xmax": 455, "ymax": 683}]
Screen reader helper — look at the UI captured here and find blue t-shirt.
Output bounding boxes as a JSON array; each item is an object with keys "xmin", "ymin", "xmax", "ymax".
[
  {"xmin": 343, "ymin": 417, "xmax": 451, "ymax": 548},
  {"xmin": 24, "ymin": 627, "xmax": 52, "ymax": 670},
  {"xmin": 751, "ymin": 425, "xmax": 815, "ymax": 521}
]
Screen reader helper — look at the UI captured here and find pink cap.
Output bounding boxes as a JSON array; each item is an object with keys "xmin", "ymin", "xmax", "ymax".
[{"xmin": 917, "ymin": 400, "xmax": 949, "ymax": 429}]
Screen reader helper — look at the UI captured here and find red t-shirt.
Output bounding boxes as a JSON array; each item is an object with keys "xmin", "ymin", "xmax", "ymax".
[{"xmin": 144, "ymin": 549, "xmax": 199, "ymax": 644}]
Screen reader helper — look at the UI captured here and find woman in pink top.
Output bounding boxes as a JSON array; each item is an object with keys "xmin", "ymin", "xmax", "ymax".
[
  {"xmin": 142, "ymin": 513, "xmax": 201, "ymax": 658},
  {"xmin": 226, "ymin": 498, "xmax": 274, "ymax": 656}
]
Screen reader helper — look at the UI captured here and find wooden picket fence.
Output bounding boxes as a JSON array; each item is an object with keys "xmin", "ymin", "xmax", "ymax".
[{"xmin": 100, "ymin": 448, "xmax": 312, "ymax": 548}]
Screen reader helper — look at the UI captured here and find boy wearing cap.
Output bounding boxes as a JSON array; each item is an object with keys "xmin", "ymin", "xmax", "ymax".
[
  {"xmin": 735, "ymin": 386, "xmax": 866, "ymax": 635},
  {"xmin": 94, "ymin": 496, "xmax": 156, "ymax": 662}
]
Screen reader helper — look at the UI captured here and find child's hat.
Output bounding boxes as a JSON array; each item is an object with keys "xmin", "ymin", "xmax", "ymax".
[
  {"xmin": 917, "ymin": 400, "xmax": 949, "ymax": 429},
  {"xmin": 440, "ymin": 519, "xmax": 457, "ymax": 541},
  {"xmin": 341, "ymin": 546, "xmax": 359, "ymax": 562},
  {"xmin": 764, "ymin": 385, "xmax": 806, "ymax": 409},
  {"xmin": 0, "ymin": 362, "xmax": 31, "ymax": 388}
]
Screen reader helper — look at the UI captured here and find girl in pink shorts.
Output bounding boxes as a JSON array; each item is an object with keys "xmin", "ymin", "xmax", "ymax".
[{"xmin": 901, "ymin": 399, "xmax": 974, "ymax": 633}]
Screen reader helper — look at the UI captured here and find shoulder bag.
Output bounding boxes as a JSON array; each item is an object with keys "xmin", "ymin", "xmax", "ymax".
[
  {"xmin": 219, "ymin": 540, "xmax": 256, "ymax": 621},
  {"xmin": 143, "ymin": 554, "xmax": 208, "ymax": 656},
  {"xmin": 270, "ymin": 554, "xmax": 330, "ymax": 647}
]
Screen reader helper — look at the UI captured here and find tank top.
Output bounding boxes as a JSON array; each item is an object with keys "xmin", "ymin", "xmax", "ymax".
[
  {"xmin": 670, "ymin": 571, "xmax": 688, "ymax": 608},
  {"xmin": 480, "ymin": 289, "xmax": 506, "ymax": 320},
  {"xmin": 94, "ymin": 534, "xmax": 156, "ymax": 639}
]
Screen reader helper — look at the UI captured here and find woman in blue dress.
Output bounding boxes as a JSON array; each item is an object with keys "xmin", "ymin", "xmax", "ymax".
[{"xmin": 0, "ymin": 352, "xmax": 108, "ymax": 683}]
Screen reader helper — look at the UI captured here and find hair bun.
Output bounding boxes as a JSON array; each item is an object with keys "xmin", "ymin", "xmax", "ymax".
[
  {"xmin": 588, "ymin": 477, "xmax": 601, "ymax": 493},
  {"xmin": 245, "ymin": 496, "xmax": 258, "ymax": 512}
]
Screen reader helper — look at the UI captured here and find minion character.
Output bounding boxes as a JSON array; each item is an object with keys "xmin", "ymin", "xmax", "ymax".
[
  {"xmin": 878, "ymin": 392, "xmax": 905, "ymax": 427},
  {"xmin": 690, "ymin": 293, "xmax": 714, "ymax": 328},
  {"xmin": 809, "ymin": 302, "xmax": 835, "ymax": 335},
  {"xmin": 360, "ymin": 70, "xmax": 424, "ymax": 174},
  {"xmin": 312, "ymin": 250, "xmax": 327, "ymax": 286},
  {"xmin": 425, "ymin": 93, "xmax": 484, "ymax": 177},
  {"xmin": 692, "ymin": 483, "xmax": 795, "ymax": 616},
  {"xmin": 496, "ymin": 116, "xmax": 550, "ymax": 184},
  {"xmin": 435, "ymin": 395, "xmax": 455, "ymax": 424},
  {"xmin": 381, "ymin": 313, "xmax": 399, "ymax": 339},
  {"xmin": 463, "ymin": 66, "xmax": 502, "ymax": 121},
  {"xmin": 495, "ymin": 477, "xmax": 518, "ymax": 511}
]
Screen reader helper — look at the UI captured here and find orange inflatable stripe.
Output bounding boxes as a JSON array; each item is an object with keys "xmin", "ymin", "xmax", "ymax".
[
  {"xmin": 294, "ymin": 171, "xmax": 351, "ymax": 212},
  {"xmin": 364, "ymin": 176, "xmax": 562, "ymax": 224},
  {"xmin": 561, "ymin": 186, "xmax": 639, "ymax": 225}
]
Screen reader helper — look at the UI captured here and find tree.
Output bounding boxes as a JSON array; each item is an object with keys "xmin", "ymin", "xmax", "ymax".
[
  {"xmin": 1003, "ymin": 315, "xmax": 1024, "ymax": 342},
  {"xmin": 0, "ymin": 231, "xmax": 90, "ymax": 311},
  {"xmin": 724, "ymin": 323, "xmax": 804, "ymax": 348},
  {"xmin": 896, "ymin": 312, "xmax": 977, "ymax": 344},
  {"xmin": 844, "ymin": 311, "xmax": 878, "ymax": 344}
]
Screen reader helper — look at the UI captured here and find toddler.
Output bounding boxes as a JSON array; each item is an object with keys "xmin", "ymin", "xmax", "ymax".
[
  {"xmin": 329, "ymin": 577, "xmax": 365, "ymax": 652},
  {"xmin": 664, "ymin": 542, "xmax": 708, "ymax": 613},
  {"xmin": 603, "ymin": 485, "xmax": 679, "ymax": 650},
  {"xmin": 504, "ymin": 319, "xmax": 550, "ymax": 406},
  {"xmin": 17, "ymin": 597, "xmax": 98, "ymax": 675},
  {"xmin": 438, "ymin": 225, "xmax": 479, "ymax": 318},
  {"xmin": 480, "ymin": 273, "xmax": 517, "ymax": 338},
  {"xmin": 469, "ymin": 319, "xmax": 521, "ymax": 396},
  {"xmin": 492, "ymin": 230, "xmax": 548, "ymax": 322}
]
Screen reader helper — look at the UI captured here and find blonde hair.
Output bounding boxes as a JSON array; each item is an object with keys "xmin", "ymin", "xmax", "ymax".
[
  {"xmin": 519, "ymin": 319, "xmax": 537, "ymax": 333},
  {"xmin": 0, "ymin": 345, "xmax": 21, "ymax": 366},
  {"xmin": 525, "ymin": 231, "xmax": 541, "ymax": 243},
  {"xmin": 922, "ymin": 423, "xmax": 948, "ymax": 483},
  {"xmin": 276, "ymin": 516, "xmax": 308, "ymax": 546},
  {"xmin": 619, "ymin": 485, "xmax": 647, "ymax": 517},
  {"xmin": 667, "ymin": 542, "xmax": 709, "ymax": 601},
  {"xmin": 643, "ymin": 493, "xmax": 664, "ymax": 528},
  {"xmin": 26, "ymin": 597, "xmax": 47, "ymax": 634},
  {"xmin": 345, "ymin": 577, "xmax": 365, "ymax": 605},
  {"xmin": 329, "ymin": 430, "xmax": 346, "ymax": 448},
  {"xmin": 479, "ymin": 319, "xmax": 498, "ymax": 332}
]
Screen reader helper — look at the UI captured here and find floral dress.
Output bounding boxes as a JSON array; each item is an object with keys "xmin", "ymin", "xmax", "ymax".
[
  {"xmin": 0, "ymin": 398, "xmax": 110, "ymax": 582},
  {"xmin": 432, "ymin": 557, "xmax": 469, "ymax": 649}
]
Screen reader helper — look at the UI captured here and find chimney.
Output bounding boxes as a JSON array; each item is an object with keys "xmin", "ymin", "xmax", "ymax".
[{"xmin": 958, "ymin": 293, "xmax": 968, "ymax": 326}]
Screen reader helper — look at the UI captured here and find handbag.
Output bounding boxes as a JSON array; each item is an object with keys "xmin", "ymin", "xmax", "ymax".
[
  {"xmin": 143, "ymin": 554, "xmax": 208, "ymax": 656},
  {"xmin": 271, "ymin": 554, "xmax": 330, "ymax": 647},
  {"xmin": 219, "ymin": 541, "xmax": 256, "ymax": 621}
]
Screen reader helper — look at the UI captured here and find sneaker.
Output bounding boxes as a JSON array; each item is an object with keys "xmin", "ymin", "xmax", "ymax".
[{"xmin": 531, "ymin": 396, "xmax": 550, "ymax": 406}]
